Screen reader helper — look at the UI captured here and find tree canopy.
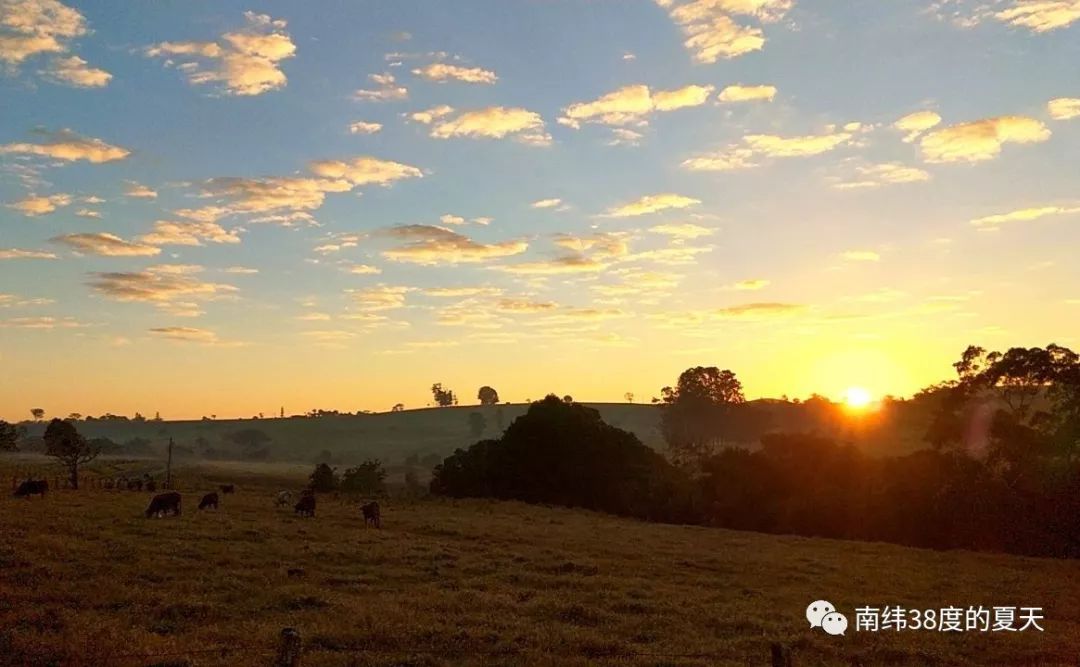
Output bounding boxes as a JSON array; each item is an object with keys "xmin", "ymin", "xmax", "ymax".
[{"xmin": 477, "ymin": 385, "xmax": 499, "ymax": 406}]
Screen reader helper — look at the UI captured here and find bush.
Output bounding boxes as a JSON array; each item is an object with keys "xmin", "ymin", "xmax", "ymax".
[
  {"xmin": 309, "ymin": 463, "xmax": 339, "ymax": 492},
  {"xmin": 340, "ymin": 459, "xmax": 386, "ymax": 496}
]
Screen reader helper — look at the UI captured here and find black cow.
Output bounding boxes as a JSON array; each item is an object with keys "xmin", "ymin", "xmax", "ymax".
[
  {"xmin": 219, "ymin": 484, "xmax": 235, "ymax": 494},
  {"xmin": 361, "ymin": 501, "xmax": 381, "ymax": 528},
  {"xmin": 294, "ymin": 494, "xmax": 316, "ymax": 517},
  {"xmin": 198, "ymin": 492, "xmax": 219, "ymax": 510},
  {"xmin": 14, "ymin": 480, "xmax": 48, "ymax": 499},
  {"xmin": 145, "ymin": 492, "xmax": 182, "ymax": 518}
]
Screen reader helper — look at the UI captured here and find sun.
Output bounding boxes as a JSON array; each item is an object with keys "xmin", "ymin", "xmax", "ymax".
[{"xmin": 843, "ymin": 386, "xmax": 873, "ymax": 409}]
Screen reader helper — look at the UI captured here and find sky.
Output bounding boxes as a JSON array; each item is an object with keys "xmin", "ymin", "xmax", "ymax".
[{"xmin": 1, "ymin": 0, "xmax": 1079, "ymax": 421}]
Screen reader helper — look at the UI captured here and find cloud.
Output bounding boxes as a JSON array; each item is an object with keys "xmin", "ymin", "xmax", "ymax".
[
  {"xmin": 832, "ymin": 162, "xmax": 931, "ymax": 190},
  {"xmin": 495, "ymin": 298, "xmax": 558, "ymax": 313},
  {"xmin": 970, "ymin": 205, "xmax": 1080, "ymax": 226},
  {"xmin": 717, "ymin": 84, "xmax": 777, "ymax": 102},
  {"xmin": 148, "ymin": 327, "xmax": 220, "ymax": 344},
  {"xmin": 0, "ymin": 248, "xmax": 56, "ymax": 259},
  {"xmin": 430, "ymin": 106, "xmax": 551, "ymax": 145},
  {"xmin": 8, "ymin": 192, "xmax": 71, "ymax": 216},
  {"xmin": 412, "ymin": 62, "xmax": 497, "ymax": 84},
  {"xmin": 0, "ymin": 316, "xmax": 85, "ymax": 329},
  {"xmin": 0, "ymin": 128, "xmax": 130, "ymax": 163},
  {"xmin": 379, "ymin": 224, "xmax": 528, "ymax": 265},
  {"xmin": 223, "ymin": 266, "xmax": 258, "ymax": 274},
  {"xmin": 88, "ymin": 266, "xmax": 237, "ymax": 305},
  {"xmin": 553, "ymin": 232, "xmax": 629, "ymax": 260},
  {"xmin": 683, "ymin": 129, "xmax": 854, "ymax": 171},
  {"xmin": 608, "ymin": 128, "xmax": 645, "ymax": 146},
  {"xmin": 0, "ymin": 293, "xmax": 53, "ymax": 308},
  {"xmin": 423, "ymin": 287, "xmax": 503, "ymax": 298},
  {"xmin": 920, "ymin": 116, "xmax": 1050, "ymax": 163},
  {"xmin": 145, "ymin": 11, "xmax": 295, "ymax": 96},
  {"xmin": 715, "ymin": 302, "xmax": 804, "ymax": 319},
  {"xmin": 139, "ymin": 220, "xmax": 241, "ymax": 246},
  {"xmin": 894, "ymin": 110, "xmax": 942, "ymax": 142},
  {"xmin": 307, "ymin": 156, "xmax": 424, "ymax": 186},
  {"xmin": 495, "ymin": 255, "xmax": 610, "ymax": 275},
  {"xmin": 994, "ymin": 0, "xmax": 1080, "ymax": 32},
  {"xmin": 559, "ymin": 84, "xmax": 713, "ymax": 128},
  {"xmin": 75, "ymin": 208, "xmax": 99, "ymax": 218},
  {"xmin": 730, "ymin": 278, "xmax": 770, "ymax": 290},
  {"xmin": 532, "ymin": 198, "xmax": 563, "ymax": 209},
  {"xmin": 348, "ymin": 285, "xmax": 414, "ymax": 310},
  {"xmin": 408, "ymin": 105, "xmax": 454, "ymax": 124},
  {"xmin": 40, "ymin": 54, "xmax": 110, "ymax": 87},
  {"xmin": 649, "ymin": 222, "xmax": 714, "ymax": 238},
  {"xmin": 604, "ymin": 193, "xmax": 701, "ymax": 217},
  {"xmin": 345, "ymin": 264, "xmax": 381, "ymax": 275},
  {"xmin": 124, "ymin": 182, "xmax": 158, "ymax": 199},
  {"xmin": 354, "ymin": 72, "xmax": 408, "ymax": 101},
  {"xmin": 1048, "ymin": 98, "xmax": 1080, "ymax": 120},
  {"xmin": 348, "ymin": 121, "xmax": 383, "ymax": 135},
  {"xmin": 0, "ymin": 0, "xmax": 111, "ymax": 86},
  {"xmin": 655, "ymin": 0, "xmax": 793, "ymax": 63},
  {"xmin": 842, "ymin": 250, "xmax": 881, "ymax": 262},
  {"xmin": 51, "ymin": 232, "xmax": 162, "ymax": 257}
]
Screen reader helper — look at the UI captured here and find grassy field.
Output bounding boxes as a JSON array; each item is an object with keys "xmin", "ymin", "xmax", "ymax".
[{"xmin": 2, "ymin": 459, "xmax": 1077, "ymax": 667}]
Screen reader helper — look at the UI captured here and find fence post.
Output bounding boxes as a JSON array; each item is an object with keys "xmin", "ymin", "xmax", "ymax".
[
  {"xmin": 770, "ymin": 642, "xmax": 793, "ymax": 667},
  {"xmin": 276, "ymin": 627, "xmax": 302, "ymax": 667}
]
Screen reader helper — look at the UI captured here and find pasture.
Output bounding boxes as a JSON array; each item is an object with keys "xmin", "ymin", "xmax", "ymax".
[{"xmin": 2, "ymin": 460, "xmax": 1078, "ymax": 666}]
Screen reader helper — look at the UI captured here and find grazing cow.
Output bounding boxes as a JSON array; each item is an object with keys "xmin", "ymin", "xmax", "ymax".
[
  {"xmin": 219, "ymin": 484, "xmax": 235, "ymax": 495},
  {"xmin": 145, "ymin": 492, "xmax": 182, "ymax": 518},
  {"xmin": 275, "ymin": 490, "xmax": 292, "ymax": 508},
  {"xmin": 198, "ymin": 492, "xmax": 219, "ymax": 510},
  {"xmin": 361, "ymin": 501, "xmax": 381, "ymax": 528},
  {"xmin": 294, "ymin": 494, "xmax": 316, "ymax": 517},
  {"xmin": 13, "ymin": 480, "xmax": 48, "ymax": 499}
]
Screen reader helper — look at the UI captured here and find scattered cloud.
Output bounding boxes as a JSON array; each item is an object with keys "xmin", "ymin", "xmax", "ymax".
[
  {"xmin": 684, "ymin": 128, "xmax": 856, "ymax": 171},
  {"xmin": 604, "ymin": 193, "xmax": 701, "ymax": 217},
  {"xmin": 148, "ymin": 327, "xmax": 221, "ymax": 344},
  {"xmin": 88, "ymin": 265, "xmax": 237, "ymax": 305},
  {"xmin": 832, "ymin": 162, "xmax": 931, "ymax": 190},
  {"xmin": 532, "ymin": 198, "xmax": 563, "ymax": 209},
  {"xmin": 124, "ymin": 182, "xmax": 158, "ymax": 199},
  {"xmin": 608, "ymin": 128, "xmax": 645, "ymax": 146},
  {"xmin": 655, "ymin": 0, "xmax": 793, "ymax": 63},
  {"xmin": 0, "ymin": 0, "xmax": 111, "ymax": 87},
  {"xmin": 0, "ymin": 248, "xmax": 56, "ymax": 259},
  {"xmin": 0, "ymin": 128, "xmax": 130, "ymax": 163},
  {"xmin": 348, "ymin": 284, "xmax": 414, "ymax": 310},
  {"xmin": 139, "ymin": 220, "xmax": 241, "ymax": 246},
  {"xmin": 51, "ymin": 232, "xmax": 162, "ymax": 257},
  {"xmin": 345, "ymin": 264, "xmax": 381, "ymax": 275},
  {"xmin": 75, "ymin": 208, "xmax": 100, "ymax": 218},
  {"xmin": 0, "ymin": 316, "xmax": 86, "ymax": 329},
  {"xmin": 649, "ymin": 222, "xmax": 714, "ymax": 238},
  {"xmin": 495, "ymin": 255, "xmax": 610, "ymax": 275},
  {"xmin": 970, "ymin": 205, "xmax": 1080, "ymax": 226},
  {"xmin": 145, "ymin": 11, "xmax": 295, "ymax": 96},
  {"xmin": 379, "ymin": 224, "xmax": 528, "ymax": 265},
  {"xmin": 408, "ymin": 105, "xmax": 454, "ymax": 124},
  {"xmin": 894, "ymin": 110, "xmax": 942, "ymax": 142},
  {"xmin": 1048, "ymin": 98, "xmax": 1080, "ymax": 120},
  {"xmin": 430, "ymin": 106, "xmax": 551, "ymax": 145},
  {"xmin": 354, "ymin": 72, "xmax": 408, "ymax": 101},
  {"xmin": 8, "ymin": 192, "xmax": 71, "ymax": 216},
  {"xmin": 423, "ymin": 286, "xmax": 503, "ymax": 298},
  {"xmin": 920, "ymin": 116, "xmax": 1050, "ymax": 163},
  {"xmin": 41, "ymin": 54, "xmax": 110, "ymax": 87},
  {"xmin": 223, "ymin": 266, "xmax": 258, "ymax": 274},
  {"xmin": 717, "ymin": 84, "xmax": 777, "ymax": 103},
  {"xmin": 715, "ymin": 302, "xmax": 804, "ymax": 319},
  {"xmin": 348, "ymin": 121, "xmax": 383, "ymax": 135},
  {"xmin": 412, "ymin": 62, "xmax": 496, "ymax": 84},
  {"xmin": 994, "ymin": 0, "xmax": 1080, "ymax": 32},
  {"xmin": 559, "ymin": 83, "xmax": 713, "ymax": 128}
]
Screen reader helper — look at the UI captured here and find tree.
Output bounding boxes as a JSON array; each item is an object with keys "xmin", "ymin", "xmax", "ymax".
[
  {"xmin": 562, "ymin": 395, "xmax": 573, "ymax": 404},
  {"xmin": 309, "ymin": 463, "xmax": 339, "ymax": 492},
  {"xmin": 0, "ymin": 420, "xmax": 21, "ymax": 451},
  {"xmin": 227, "ymin": 428, "xmax": 271, "ymax": 459},
  {"xmin": 67, "ymin": 413, "xmax": 82, "ymax": 421},
  {"xmin": 478, "ymin": 386, "xmax": 499, "ymax": 406},
  {"xmin": 43, "ymin": 418, "xmax": 99, "ymax": 489},
  {"xmin": 431, "ymin": 383, "xmax": 457, "ymax": 407},
  {"xmin": 341, "ymin": 459, "xmax": 386, "ymax": 496},
  {"xmin": 30, "ymin": 408, "xmax": 45, "ymax": 421},
  {"xmin": 658, "ymin": 366, "xmax": 746, "ymax": 465},
  {"xmin": 468, "ymin": 411, "xmax": 486, "ymax": 438},
  {"xmin": 391, "ymin": 403, "xmax": 405, "ymax": 412},
  {"xmin": 624, "ymin": 392, "xmax": 634, "ymax": 403}
]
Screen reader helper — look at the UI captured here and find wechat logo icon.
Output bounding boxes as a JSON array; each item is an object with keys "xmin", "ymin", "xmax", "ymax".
[{"xmin": 807, "ymin": 600, "xmax": 848, "ymax": 636}]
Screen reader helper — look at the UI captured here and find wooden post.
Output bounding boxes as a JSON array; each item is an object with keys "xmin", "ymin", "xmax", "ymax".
[
  {"xmin": 275, "ymin": 627, "xmax": 302, "ymax": 667},
  {"xmin": 770, "ymin": 642, "xmax": 793, "ymax": 667},
  {"xmin": 165, "ymin": 437, "xmax": 173, "ymax": 490}
]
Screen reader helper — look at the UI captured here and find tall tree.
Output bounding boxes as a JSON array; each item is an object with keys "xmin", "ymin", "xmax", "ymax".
[
  {"xmin": 43, "ymin": 418, "xmax": 99, "ymax": 489},
  {"xmin": 431, "ymin": 383, "xmax": 457, "ymax": 407},
  {"xmin": 658, "ymin": 366, "xmax": 746, "ymax": 465},
  {"xmin": 30, "ymin": 408, "xmax": 45, "ymax": 421},
  {"xmin": 0, "ymin": 420, "xmax": 21, "ymax": 451},
  {"xmin": 477, "ymin": 385, "xmax": 499, "ymax": 406}
]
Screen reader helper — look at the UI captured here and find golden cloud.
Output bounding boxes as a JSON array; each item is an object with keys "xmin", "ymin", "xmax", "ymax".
[
  {"xmin": 89, "ymin": 266, "xmax": 237, "ymax": 303},
  {"xmin": 970, "ymin": 205, "xmax": 1080, "ymax": 226},
  {"xmin": 655, "ymin": 0, "xmax": 793, "ymax": 63},
  {"xmin": 560, "ymin": 84, "xmax": 713, "ymax": 127},
  {"xmin": 146, "ymin": 11, "xmax": 295, "ymax": 96},
  {"xmin": 717, "ymin": 84, "xmax": 777, "ymax": 102},
  {"xmin": 683, "ymin": 129, "xmax": 854, "ymax": 171},
  {"xmin": 52, "ymin": 232, "xmax": 161, "ymax": 257},
  {"xmin": 832, "ymin": 162, "xmax": 931, "ymax": 190},
  {"xmin": 0, "ymin": 0, "xmax": 111, "ymax": 86},
  {"xmin": 379, "ymin": 224, "xmax": 528, "ymax": 265},
  {"xmin": 604, "ymin": 193, "xmax": 701, "ymax": 217},
  {"xmin": 124, "ymin": 182, "xmax": 158, "ymax": 199},
  {"xmin": 354, "ymin": 72, "xmax": 408, "ymax": 101},
  {"xmin": 893, "ymin": 110, "xmax": 942, "ymax": 142},
  {"xmin": 8, "ymin": 192, "xmax": 71, "ymax": 216},
  {"xmin": 408, "ymin": 105, "xmax": 454, "ymax": 124},
  {"xmin": 715, "ymin": 301, "xmax": 804, "ymax": 319},
  {"xmin": 495, "ymin": 255, "xmax": 610, "ymax": 275},
  {"xmin": 347, "ymin": 285, "xmax": 415, "ymax": 311},
  {"xmin": 139, "ymin": 220, "xmax": 241, "ymax": 246},
  {"xmin": 41, "ymin": 54, "xmax": 110, "ymax": 87},
  {"xmin": 649, "ymin": 222, "xmax": 714, "ymax": 238},
  {"xmin": 0, "ymin": 129, "xmax": 130, "ymax": 163},
  {"xmin": 1048, "ymin": 97, "xmax": 1080, "ymax": 120},
  {"xmin": 148, "ymin": 327, "xmax": 220, "ymax": 344},
  {"xmin": 348, "ymin": 121, "xmax": 383, "ymax": 135},
  {"xmin": 412, "ymin": 62, "xmax": 497, "ymax": 84},
  {"xmin": 994, "ymin": 0, "xmax": 1080, "ymax": 32},
  {"xmin": 430, "ymin": 106, "xmax": 550, "ymax": 145},
  {"xmin": 531, "ymin": 198, "xmax": 563, "ymax": 209},
  {"xmin": 920, "ymin": 116, "xmax": 1050, "ymax": 163},
  {"xmin": 0, "ymin": 248, "xmax": 56, "ymax": 259}
]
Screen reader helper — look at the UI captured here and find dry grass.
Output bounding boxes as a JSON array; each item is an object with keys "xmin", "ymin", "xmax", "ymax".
[{"xmin": 1, "ymin": 459, "xmax": 1079, "ymax": 666}]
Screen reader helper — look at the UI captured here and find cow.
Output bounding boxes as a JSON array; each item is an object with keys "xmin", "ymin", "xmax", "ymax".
[
  {"xmin": 294, "ymin": 494, "xmax": 316, "ymax": 517},
  {"xmin": 361, "ymin": 501, "xmax": 381, "ymax": 528},
  {"xmin": 145, "ymin": 492, "xmax": 182, "ymax": 518},
  {"xmin": 198, "ymin": 492, "xmax": 219, "ymax": 510},
  {"xmin": 13, "ymin": 480, "xmax": 48, "ymax": 499},
  {"xmin": 275, "ymin": 490, "xmax": 292, "ymax": 508},
  {"xmin": 219, "ymin": 484, "xmax": 235, "ymax": 495}
]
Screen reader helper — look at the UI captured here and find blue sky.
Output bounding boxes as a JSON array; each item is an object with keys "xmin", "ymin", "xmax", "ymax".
[{"xmin": 1, "ymin": 0, "xmax": 1079, "ymax": 420}]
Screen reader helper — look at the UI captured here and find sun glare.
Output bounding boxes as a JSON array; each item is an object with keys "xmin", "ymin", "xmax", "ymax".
[{"xmin": 843, "ymin": 386, "xmax": 873, "ymax": 409}]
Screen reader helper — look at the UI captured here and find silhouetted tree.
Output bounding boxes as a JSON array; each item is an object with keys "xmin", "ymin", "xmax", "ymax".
[
  {"xmin": 0, "ymin": 420, "xmax": 21, "ymax": 451},
  {"xmin": 562, "ymin": 395, "xmax": 573, "ymax": 403},
  {"xmin": 658, "ymin": 366, "xmax": 746, "ymax": 465},
  {"xmin": 478, "ymin": 386, "xmax": 499, "ymax": 406},
  {"xmin": 391, "ymin": 403, "xmax": 405, "ymax": 412},
  {"xmin": 431, "ymin": 383, "xmax": 457, "ymax": 407},
  {"xmin": 43, "ymin": 418, "xmax": 99, "ymax": 489},
  {"xmin": 309, "ymin": 463, "xmax": 339, "ymax": 492},
  {"xmin": 67, "ymin": 413, "xmax": 81, "ymax": 421},
  {"xmin": 341, "ymin": 459, "xmax": 386, "ymax": 496},
  {"xmin": 468, "ymin": 411, "xmax": 486, "ymax": 438},
  {"xmin": 624, "ymin": 392, "xmax": 634, "ymax": 403},
  {"xmin": 30, "ymin": 408, "xmax": 44, "ymax": 421}
]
